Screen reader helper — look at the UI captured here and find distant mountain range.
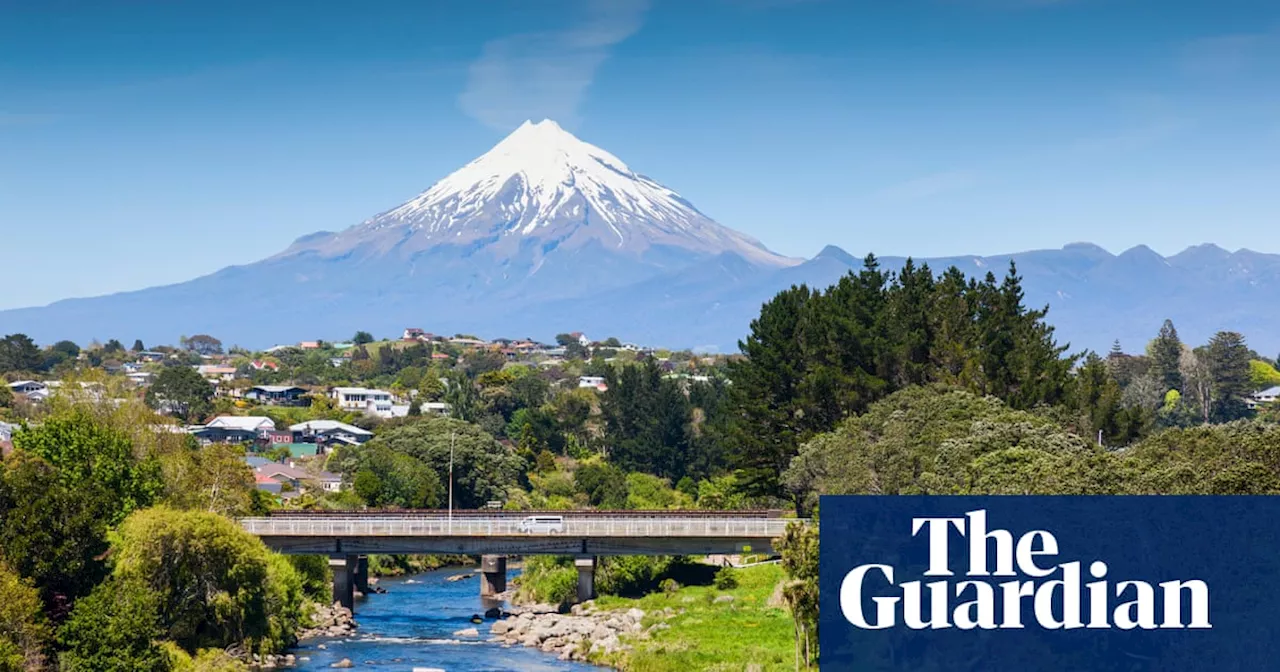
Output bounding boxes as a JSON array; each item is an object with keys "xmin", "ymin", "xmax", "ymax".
[{"xmin": 2, "ymin": 121, "xmax": 1277, "ymax": 356}]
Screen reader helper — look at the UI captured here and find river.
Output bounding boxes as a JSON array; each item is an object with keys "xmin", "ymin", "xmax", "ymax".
[{"xmin": 291, "ymin": 566, "xmax": 600, "ymax": 671}]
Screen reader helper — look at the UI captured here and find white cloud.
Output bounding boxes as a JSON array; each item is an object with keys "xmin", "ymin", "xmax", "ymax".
[{"xmin": 458, "ymin": 0, "xmax": 649, "ymax": 131}]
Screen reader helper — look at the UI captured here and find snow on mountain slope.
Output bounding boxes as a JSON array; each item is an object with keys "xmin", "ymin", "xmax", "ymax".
[{"xmin": 281, "ymin": 119, "xmax": 796, "ymax": 267}]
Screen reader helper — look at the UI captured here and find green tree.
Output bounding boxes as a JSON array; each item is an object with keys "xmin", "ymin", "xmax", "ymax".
[
  {"xmin": 181, "ymin": 334, "xmax": 223, "ymax": 356},
  {"xmin": 146, "ymin": 364, "xmax": 215, "ymax": 421},
  {"xmin": 132, "ymin": 339, "xmax": 146, "ymax": 352},
  {"xmin": 347, "ymin": 444, "xmax": 442, "ymax": 509},
  {"xmin": 1249, "ymin": 360, "xmax": 1280, "ymax": 389},
  {"xmin": 0, "ymin": 384, "xmax": 11, "ymax": 408},
  {"xmin": 0, "ymin": 334, "xmax": 41, "ymax": 374},
  {"xmin": 775, "ymin": 521, "xmax": 818, "ymax": 669},
  {"xmin": 335, "ymin": 418, "xmax": 523, "ymax": 509},
  {"xmin": 0, "ymin": 454, "xmax": 113, "ymax": 617},
  {"xmin": 1205, "ymin": 331, "xmax": 1252, "ymax": 421},
  {"xmin": 352, "ymin": 331, "xmax": 374, "ymax": 345},
  {"xmin": 574, "ymin": 461, "xmax": 629, "ymax": 509},
  {"xmin": 1148, "ymin": 319, "xmax": 1184, "ymax": 393},
  {"xmin": 57, "ymin": 576, "xmax": 168, "ymax": 672},
  {"xmin": 442, "ymin": 371, "xmax": 479, "ymax": 423},
  {"xmin": 601, "ymin": 357, "xmax": 694, "ymax": 479},
  {"xmin": 0, "ymin": 563, "xmax": 50, "ymax": 672},
  {"xmin": 12, "ymin": 406, "xmax": 162, "ymax": 525},
  {"xmin": 111, "ymin": 507, "xmax": 304, "ymax": 654}
]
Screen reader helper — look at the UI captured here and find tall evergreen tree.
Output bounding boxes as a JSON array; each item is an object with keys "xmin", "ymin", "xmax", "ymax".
[
  {"xmin": 1149, "ymin": 319, "xmax": 1184, "ymax": 393},
  {"xmin": 1205, "ymin": 331, "xmax": 1252, "ymax": 422},
  {"xmin": 727, "ymin": 284, "xmax": 815, "ymax": 499}
]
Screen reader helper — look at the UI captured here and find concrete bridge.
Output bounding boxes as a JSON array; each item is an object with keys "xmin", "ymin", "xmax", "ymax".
[{"xmin": 240, "ymin": 514, "xmax": 805, "ymax": 609}]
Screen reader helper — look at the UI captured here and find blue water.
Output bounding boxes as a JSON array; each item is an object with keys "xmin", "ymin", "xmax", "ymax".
[{"xmin": 292, "ymin": 567, "xmax": 600, "ymax": 671}]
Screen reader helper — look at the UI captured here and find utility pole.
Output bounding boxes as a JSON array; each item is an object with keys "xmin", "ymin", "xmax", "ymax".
[{"xmin": 448, "ymin": 429, "xmax": 455, "ymax": 533}]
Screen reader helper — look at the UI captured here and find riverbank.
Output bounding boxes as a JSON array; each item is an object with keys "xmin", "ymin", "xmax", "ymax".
[{"xmin": 491, "ymin": 563, "xmax": 795, "ymax": 670}]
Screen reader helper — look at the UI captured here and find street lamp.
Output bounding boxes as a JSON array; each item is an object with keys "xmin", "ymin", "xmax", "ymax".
[{"xmin": 448, "ymin": 429, "xmax": 455, "ymax": 533}]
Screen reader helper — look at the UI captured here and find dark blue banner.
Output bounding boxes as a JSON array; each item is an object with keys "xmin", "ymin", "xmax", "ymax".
[{"xmin": 818, "ymin": 496, "xmax": 1280, "ymax": 671}]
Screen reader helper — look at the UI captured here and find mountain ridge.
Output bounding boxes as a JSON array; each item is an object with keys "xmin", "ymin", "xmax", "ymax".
[{"xmin": 1, "ymin": 121, "xmax": 1278, "ymax": 355}]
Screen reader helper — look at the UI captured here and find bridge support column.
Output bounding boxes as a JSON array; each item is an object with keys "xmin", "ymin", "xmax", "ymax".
[
  {"xmin": 330, "ymin": 556, "xmax": 356, "ymax": 611},
  {"xmin": 354, "ymin": 555, "xmax": 370, "ymax": 595},
  {"xmin": 574, "ymin": 556, "xmax": 596, "ymax": 602},
  {"xmin": 480, "ymin": 555, "xmax": 507, "ymax": 597}
]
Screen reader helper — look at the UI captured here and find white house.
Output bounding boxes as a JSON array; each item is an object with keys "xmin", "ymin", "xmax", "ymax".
[
  {"xmin": 6, "ymin": 381, "xmax": 47, "ymax": 399},
  {"xmin": 289, "ymin": 419, "xmax": 374, "ymax": 444},
  {"xmin": 578, "ymin": 376, "xmax": 607, "ymax": 391},
  {"xmin": 331, "ymin": 387, "xmax": 394, "ymax": 416},
  {"xmin": 1249, "ymin": 386, "xmax": 1280, "ymax": 409},
  {"xmin": 205, "ymin": 416, "xmax": 277, "ymax": 432}
]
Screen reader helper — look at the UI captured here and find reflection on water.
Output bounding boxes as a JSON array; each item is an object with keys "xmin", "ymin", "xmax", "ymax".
[{"xmin": 291, "ymin": 566, "xmax": 600, "ymax": 671}]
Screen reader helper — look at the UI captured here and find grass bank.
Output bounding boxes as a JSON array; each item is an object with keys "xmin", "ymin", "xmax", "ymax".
[{"xmin": 588, "ymin": 563, "xmax": 796, "ymax": 671}]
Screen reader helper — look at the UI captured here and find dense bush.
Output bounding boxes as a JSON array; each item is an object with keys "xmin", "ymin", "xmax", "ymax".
[
  {"xmin": 58, "ymin": 576, "xmax": 168, "ymax": 672},
  {"xmin": 713, "ymin": 567, "xmax": 739, "ymax": 590},
  {"xmin": 111, "ymin": 507, "xmax": 304, "ymax": 655},
  {"xmin": 0, "ymin": 563, "xmax": 49, "ymax": 672}
]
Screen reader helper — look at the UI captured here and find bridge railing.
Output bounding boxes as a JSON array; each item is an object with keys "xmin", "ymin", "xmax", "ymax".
[{"xmin": 239, "ymin": 516, "xmax": 805, "ymax": 538}]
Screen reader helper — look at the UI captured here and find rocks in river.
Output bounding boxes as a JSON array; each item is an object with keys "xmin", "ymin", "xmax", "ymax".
[
  {"xmin": 490, "ymin": 603, "xmax": 668, "ymax": 662},
  {"xmin": 483, "ymin": 606, "xmax": 502, "ymax": 619},
  {"xmin": 330, "ymin": 659, "xmax": 354, "ymax": 669},
  {"xmin": 445, "ymin": 573, "xmax": 474, "ymax": 582},
  {"xmin": 298, "ymin": 602, "xmax": 358, "ymax": 640},
  {"xmin": 453, "ymin": 627, "xmax": 480, "ymax": 637}
]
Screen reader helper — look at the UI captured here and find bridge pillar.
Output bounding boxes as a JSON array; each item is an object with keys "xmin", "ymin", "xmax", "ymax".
[
  {"xmin": 354, "ymin": 555, "xmax": 370, "ymax": 595},
  {"xmin": 480, "ymin": 555, "xmax": 507, "ymax": 597},
  {"xmin": 330, "ymin": 556, "xmax": 356, "ymax": 611},
  {"xmin": 574, "ymin": 556, "xmax": 596, "ymax": 602}
]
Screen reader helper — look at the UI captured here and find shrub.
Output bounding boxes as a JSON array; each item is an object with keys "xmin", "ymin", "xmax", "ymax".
[
  {"xmin": 713, "ymin": 567, "xmax": 739, "ymax": 590},
  {"xmin": 659, "ymin": 578, "xmax": 680, "ymax": 595},
  {"xmin": 111, "ymin": 507, "xmax": 304, "ymax": 655},
  {"xmin": 58, "ymin": 576, "xmax": 168, "ymax": 672}
]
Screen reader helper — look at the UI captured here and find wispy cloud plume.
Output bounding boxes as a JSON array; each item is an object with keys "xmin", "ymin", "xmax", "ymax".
[{"xmin": 459, "ymin": 0, "xmax": 649, "ymax": 131}]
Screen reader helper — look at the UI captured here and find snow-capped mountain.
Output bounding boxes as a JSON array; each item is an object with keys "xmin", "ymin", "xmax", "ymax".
[
  {"xmin": 279, "ymin": 119, "xmax": 794, "ymax": 268},
  {"xmin": 3, "ymin": 121, "xmax": 1280, "ymax": 356}
]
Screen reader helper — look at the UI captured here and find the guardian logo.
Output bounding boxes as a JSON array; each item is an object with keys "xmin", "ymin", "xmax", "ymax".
[{"xmin": 840, "ymin": 509, "xmax": 1211, "ymax": 631}]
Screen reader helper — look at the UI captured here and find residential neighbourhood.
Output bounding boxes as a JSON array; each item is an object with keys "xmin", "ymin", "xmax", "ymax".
[{"xmin": 0, "ymin": 327, "xmax": 699, "ymax": 510}]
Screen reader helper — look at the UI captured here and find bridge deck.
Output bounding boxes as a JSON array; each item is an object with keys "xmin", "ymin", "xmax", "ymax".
[{"xmin": 240, "ymin": 516, "xmax": 800, "ymax": 538}]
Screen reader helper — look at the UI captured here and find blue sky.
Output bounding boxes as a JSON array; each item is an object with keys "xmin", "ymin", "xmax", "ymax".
[{"xmin": 2, "ymin": 0, "xmax": 1278, "ymax": 309}]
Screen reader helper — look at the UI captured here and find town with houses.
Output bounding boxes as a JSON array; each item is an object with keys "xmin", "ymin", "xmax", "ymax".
[{"xmin": 0, "ymin": 328, "xmax": 719, "ymax": 502}]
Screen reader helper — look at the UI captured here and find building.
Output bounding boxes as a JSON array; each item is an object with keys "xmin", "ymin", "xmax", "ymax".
[
  {"xmin": 578, "ymin": 375, "xmax": 607, "ymax": 391},
  {"xmin": 289, "ymin": 420, "xmax": 374, "ymax": 446},
  {"xmin": 243, "ymin": 385, "xmax": 308, "ymax": 406},
  {"xmin": 196, "ymin": 365, "xmax": 238, "ymax": 382},
  {"xmin": 6, "ymin": 381, "xmax": 47, "ymax": 400},
  {"xmin": 206, "ymin": 416, "xmax": 276, "ymax": 432},
  {"xmin": 189, "ymin": 416, "xmax": 276, "ymax": 444},
  {"xmin": 249, "ymin": 360, "xmax": 279, "ymax": 372},
  {"xmin": 1248, "ymin": 386, "xmax": 1280, "ymax": 409},
  {"xmin": 331, "ymin": 387, "xmax": 394, "ymax": 416},
  {"xmin": 137, "ymin": 351, "xmax": 166, "ymax": 363},
  {"xmin": 299, "ymin": 341, "xmax": 322, "ymax": 350}
]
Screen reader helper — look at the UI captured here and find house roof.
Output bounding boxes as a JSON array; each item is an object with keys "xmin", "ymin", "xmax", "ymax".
[
  {"xmin": 257, "ymin": 463, "xmax": 310, "ymax": 480},
  {"xmin": 288, "ymin": 420, "xmax": 373, "ymax": 436},
  {"xmin": 205, "ymin": 416, "xmax": 276, "ymax": 431},
  {"xmin": 250, "ymin": 385, "xmax": 306, "ymax": 394},
  {"xmin": 244, "ymin": 456, "xmax": 273, "ymax": 468},
  {"xmin": 332, "ymin": 386, "xmax": 390, "ymax": 396},
  {"xmin": 1255, "ymin": 386, "xmax": 1280, "ymax": 398}
]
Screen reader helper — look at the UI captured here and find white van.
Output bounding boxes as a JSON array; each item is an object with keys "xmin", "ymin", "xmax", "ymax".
[{"xmin": 518, "ymin": 515, "xmax": 565, "ymax": 534}]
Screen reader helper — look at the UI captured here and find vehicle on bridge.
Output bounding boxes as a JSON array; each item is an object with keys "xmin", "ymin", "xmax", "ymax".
[{"xmin": 517, "ymin": 515, "xmax": 565, "ymax": 534}]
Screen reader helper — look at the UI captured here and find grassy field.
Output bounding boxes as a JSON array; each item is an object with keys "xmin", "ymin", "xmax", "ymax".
[{"xmin": 589, "ymin": 563, "xmax": 799, "ymax": 672}]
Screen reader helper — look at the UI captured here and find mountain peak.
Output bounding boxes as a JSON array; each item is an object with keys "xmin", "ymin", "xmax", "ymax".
[{"xmin": 284, "ymin": 120, "xmax": 792, "ymax": 268}]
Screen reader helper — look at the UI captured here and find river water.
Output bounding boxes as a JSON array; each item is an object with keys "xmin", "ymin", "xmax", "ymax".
[{"xmin": 292, "ymin": 566, "xmax": 600, "ymax": 671}]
